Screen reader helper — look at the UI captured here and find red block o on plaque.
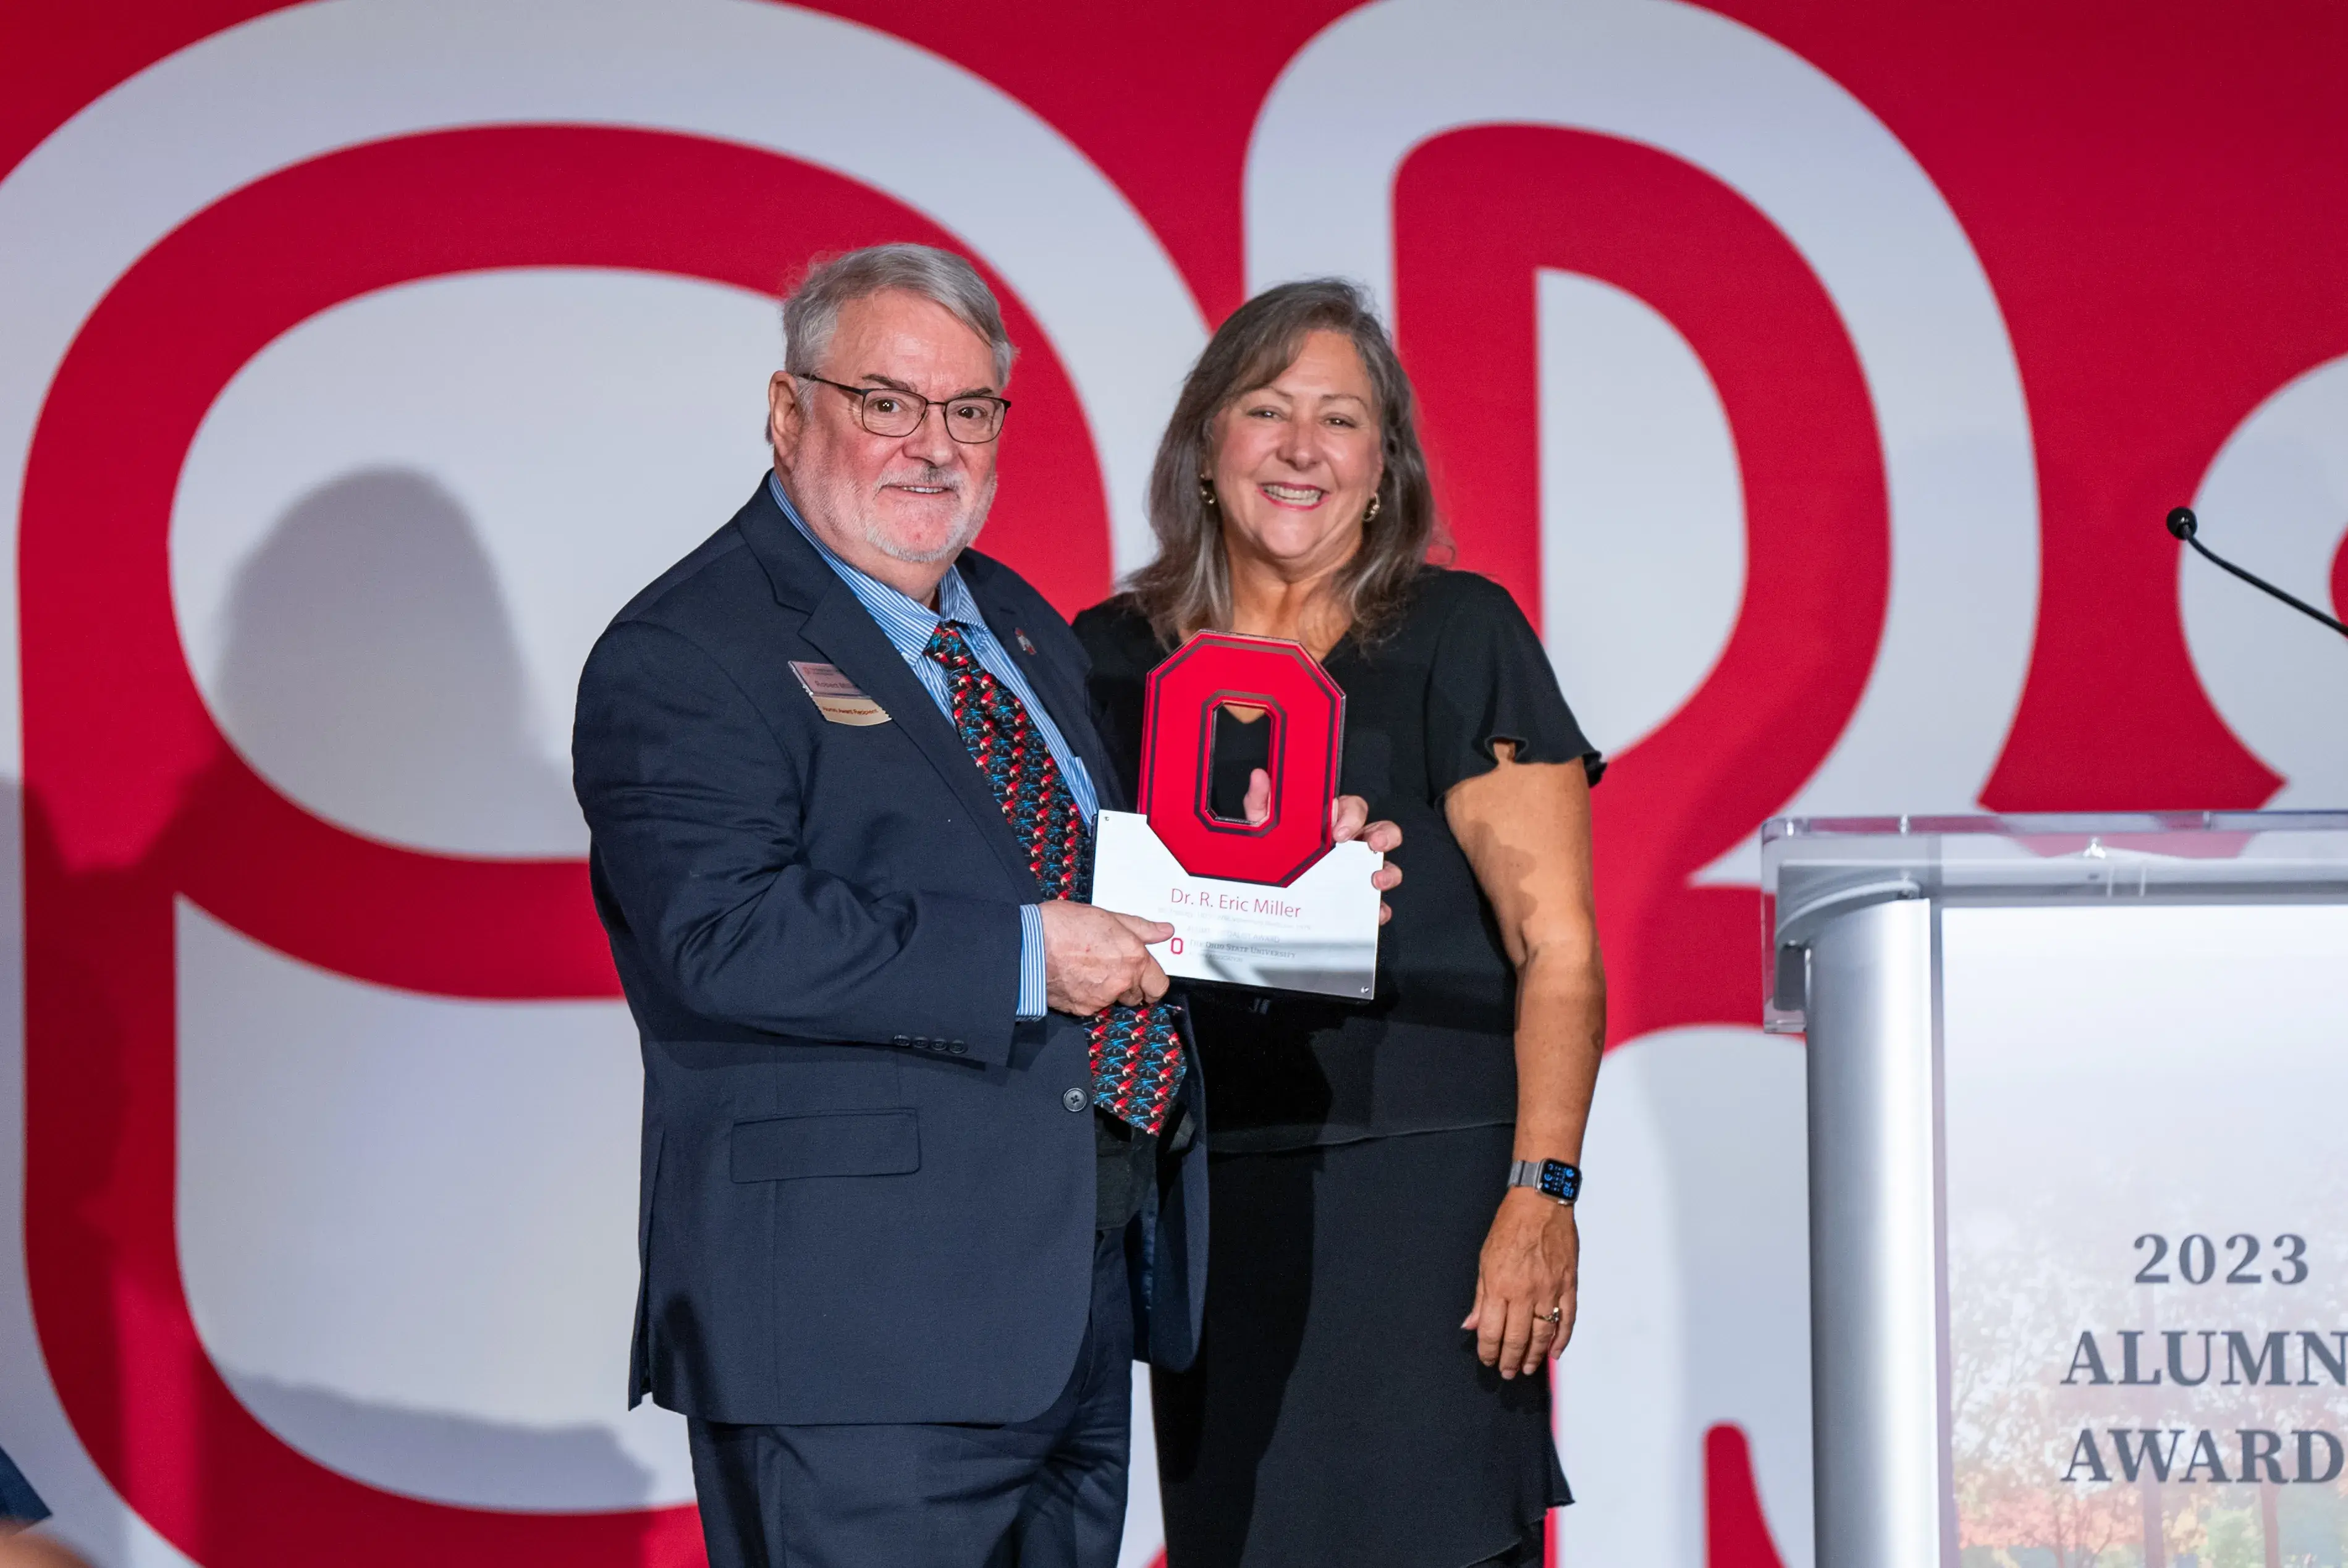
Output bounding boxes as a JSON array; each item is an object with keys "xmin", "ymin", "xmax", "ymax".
[{"xmin": 1138, "ymin": 632, "xmax": 1345, "ymax": 886}]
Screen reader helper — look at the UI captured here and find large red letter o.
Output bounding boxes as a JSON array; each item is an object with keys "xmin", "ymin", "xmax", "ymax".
[{"xmin": 1136, "ymin": 633, "xmax": 1343, "ymax": 886}]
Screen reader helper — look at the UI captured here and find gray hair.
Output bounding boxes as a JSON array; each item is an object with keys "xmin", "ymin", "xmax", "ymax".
[{"xmin": 781, "ymin": 243, "xmax": 1017, "ymax": 389}]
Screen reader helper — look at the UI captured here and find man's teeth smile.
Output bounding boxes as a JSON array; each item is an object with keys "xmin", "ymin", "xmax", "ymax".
[{"xmin": 1261, "ymin": 484, "xmax": 1324, "ymax": 504}]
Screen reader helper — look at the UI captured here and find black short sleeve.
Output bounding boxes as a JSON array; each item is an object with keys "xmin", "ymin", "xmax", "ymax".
[{"xmin": 1422, "ymin": 575, "xmax": 1603, "ymax": 800}]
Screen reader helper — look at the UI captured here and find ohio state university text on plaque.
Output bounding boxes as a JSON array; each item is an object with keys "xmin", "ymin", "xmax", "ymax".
[{"xmin": 1089, "ymin": 631, "xmax": 1383, "ymax": 999}]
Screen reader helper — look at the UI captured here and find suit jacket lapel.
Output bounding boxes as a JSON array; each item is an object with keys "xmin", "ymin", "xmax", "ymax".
[
  {"xmin": 973, "ymin": 594, "xmax": 1129, "ymax": 815},
  {"xmin": 797, "ymin": 581, "xmax": 1044, "ymax": 900},
  {"xmin": 741, "ymin": 490, "xmax": 1045, "ymax": 901}
]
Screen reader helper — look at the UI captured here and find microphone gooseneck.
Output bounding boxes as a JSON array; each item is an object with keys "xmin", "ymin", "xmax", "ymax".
[{"xmin": 2166, "ymin": 505, "xmax": 2348, "ymax": 641}]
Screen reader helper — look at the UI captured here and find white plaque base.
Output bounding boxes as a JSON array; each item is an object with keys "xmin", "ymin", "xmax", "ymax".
[{"xmin": 1088, "ymin": 809, "xmax": 1382, "ymax": 1000}]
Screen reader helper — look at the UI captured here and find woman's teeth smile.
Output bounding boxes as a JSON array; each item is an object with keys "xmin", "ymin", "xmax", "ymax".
[{"xmin": 1261, "ymin": 483, "xmax": 1324, "ymax": 507}]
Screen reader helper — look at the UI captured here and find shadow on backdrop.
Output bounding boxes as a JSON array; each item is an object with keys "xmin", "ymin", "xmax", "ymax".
[
  {"xmin": 211, "ymin": 467, "xmax": 584, "ymax": 856},
  {"xmin": 195, "ymin": 467, "xmax": 654, "ymax": 1508},
  {"xmin": 11, "ymin": 466, "xmax": 657, "ymax": 1555}
]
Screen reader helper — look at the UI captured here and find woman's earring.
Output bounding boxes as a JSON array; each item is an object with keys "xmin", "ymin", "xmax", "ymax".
[
  {"xmin": 1200, "ymin": 476, "xmax": 1218, "ymax": 508},
  {"xmin": 1363, "ymin": 492, "xmax": 1382, "ymax": 525}
]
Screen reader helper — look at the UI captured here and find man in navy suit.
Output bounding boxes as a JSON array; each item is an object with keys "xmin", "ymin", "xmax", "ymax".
[
  {"xmin": 573, "ymin": 244, "xmax": 1393, "ymax": 1567},
  {"xmin": 0, "ymin": 1441, "xmax": 47, "ymax": 1529}
]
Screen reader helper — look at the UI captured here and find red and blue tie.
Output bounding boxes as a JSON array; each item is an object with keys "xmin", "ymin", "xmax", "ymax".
[{"xmin": 924, "ymin": 622, "xmax": 1185, "ymax": 1136}]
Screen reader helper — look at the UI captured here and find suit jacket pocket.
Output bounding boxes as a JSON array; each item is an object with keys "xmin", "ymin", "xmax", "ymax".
[{"xmin": 730, "ymin": 1110, "xmax": 919, "ymax": 1182}]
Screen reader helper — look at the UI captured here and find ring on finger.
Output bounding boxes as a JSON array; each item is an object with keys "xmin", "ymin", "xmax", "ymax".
[{"xmin": 1538, "ymin": 1306, "xmax": 1563, "ymax": 1325}]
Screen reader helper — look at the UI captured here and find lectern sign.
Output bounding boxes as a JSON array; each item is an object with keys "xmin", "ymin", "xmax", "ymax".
[
  {"xmin": 1940, "ymin": 903, "xmax": 2348, "ymax": 1564},
  {"xmin": 1769, "ymin": 814, "xmax": 2348, "ymax": 1568},
  {"xmin": 1091, "ymin": 632, "xmax": 1383, "ymax": 998}
]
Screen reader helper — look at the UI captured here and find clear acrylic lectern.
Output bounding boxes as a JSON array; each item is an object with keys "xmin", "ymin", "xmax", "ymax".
[{"xmin": 1764, "ymin": 812, "xmax": 2348, "ymax": 1568}]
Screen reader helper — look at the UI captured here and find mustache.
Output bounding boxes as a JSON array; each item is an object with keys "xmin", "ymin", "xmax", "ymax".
[{"xmin": 876, "ymin": 465, "xmax": 962, "ymax": 492}]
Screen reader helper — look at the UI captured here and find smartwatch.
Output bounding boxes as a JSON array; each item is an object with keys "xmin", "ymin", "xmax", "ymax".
[{"xmin": 1507, "ymin": 1158, "xmax": 1581, "ymax": 1205}]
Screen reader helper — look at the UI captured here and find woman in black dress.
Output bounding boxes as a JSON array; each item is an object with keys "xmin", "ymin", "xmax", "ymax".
[{"xmin": 1074, "ymin": 280, "xmax": 1605, "ymax": 1567}]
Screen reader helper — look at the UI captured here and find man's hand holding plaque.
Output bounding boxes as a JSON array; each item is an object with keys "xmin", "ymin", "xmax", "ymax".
[
  {"xmin": 1037, "ymin": 901, "xmax": 1177, "ymax": 1014},
  {"xmin": 1089, "ymin": 631, "xmax": 1400, "ymax": 999}
]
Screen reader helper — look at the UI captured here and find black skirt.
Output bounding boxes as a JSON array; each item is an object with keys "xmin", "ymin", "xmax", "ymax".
[{"xmin": 1152, "ymin": 1124, "xmax": 1571, "ymax": 1568}]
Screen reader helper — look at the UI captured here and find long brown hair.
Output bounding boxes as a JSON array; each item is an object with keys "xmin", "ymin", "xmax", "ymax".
[{"xmin": 1127, "ymin": 279, "xmax": 1442, "ymax": 645}]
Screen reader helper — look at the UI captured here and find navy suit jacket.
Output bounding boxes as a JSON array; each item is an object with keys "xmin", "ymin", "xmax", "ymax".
[{"xmin": 572, "ymin": 479, "xmax": 1206, "ymax": 1427}]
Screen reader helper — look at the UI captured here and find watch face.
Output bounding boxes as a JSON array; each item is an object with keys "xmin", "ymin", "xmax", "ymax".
[{"xmin": 1540, "ymin": 1161, "xmax": 1581, "ymax": 1201}]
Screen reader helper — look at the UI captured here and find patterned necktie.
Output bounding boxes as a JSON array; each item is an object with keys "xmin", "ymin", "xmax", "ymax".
[{"xmin": 923, "ymin": 622, "xmax": 1185, "ymax": 1136}]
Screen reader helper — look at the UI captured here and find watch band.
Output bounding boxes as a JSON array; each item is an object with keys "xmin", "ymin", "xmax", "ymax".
[{"xmin": 1508, "ymin": 1157, "xmax": 1581, "ymax": 1205}]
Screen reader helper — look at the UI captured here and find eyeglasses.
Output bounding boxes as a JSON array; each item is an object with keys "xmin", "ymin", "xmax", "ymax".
[{"xmin": 799, "ymin": 375, "xmax": 1011, "ymax": 444}]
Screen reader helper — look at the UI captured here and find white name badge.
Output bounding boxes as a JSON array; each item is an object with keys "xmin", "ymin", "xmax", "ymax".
[{"xmin": 788, "ymin": 660, "xmax": 890, "ymax": 726}]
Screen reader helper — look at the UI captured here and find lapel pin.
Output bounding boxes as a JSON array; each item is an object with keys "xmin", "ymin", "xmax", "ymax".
[{"xmin": 1015, "ymin": 628, "xmax": 1037, "ymax": 655}]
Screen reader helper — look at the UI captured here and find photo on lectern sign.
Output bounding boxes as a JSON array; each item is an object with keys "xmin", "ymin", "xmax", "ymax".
[{"xmin": 1940, "ymin": 903, "xmax": 2348, "ymax": 1564}]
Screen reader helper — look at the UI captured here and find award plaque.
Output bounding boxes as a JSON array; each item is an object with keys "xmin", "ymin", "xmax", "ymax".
[{"xmin": 1089, "ymin": 631, "xmax": 1383, "ymax": 999}]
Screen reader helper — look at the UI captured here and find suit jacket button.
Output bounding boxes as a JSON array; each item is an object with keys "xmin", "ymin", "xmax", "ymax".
[
  {"xmin": 948, "ymin": 1042, "xmax": 966, "ymax": 1054},
  {"xmin": 1061, "ymin": 1087, "xmax": 1086, "ymax": 1113}
]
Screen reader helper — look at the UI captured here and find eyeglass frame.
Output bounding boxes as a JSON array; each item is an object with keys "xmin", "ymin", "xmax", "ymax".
[{"xmin": 795, "ymin": 374, "xmax": 1013, "ymax": 445}]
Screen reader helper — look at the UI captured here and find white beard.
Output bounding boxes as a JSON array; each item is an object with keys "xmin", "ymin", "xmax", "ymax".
[{"xmin": 799, "ymin": 460, "xmax": 995, "ymax": 567}]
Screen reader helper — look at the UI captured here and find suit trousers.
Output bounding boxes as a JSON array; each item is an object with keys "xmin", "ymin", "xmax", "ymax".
[{"xmin": 688, "ymin": 1227, "xmax": 1134, "ymax": 1568}]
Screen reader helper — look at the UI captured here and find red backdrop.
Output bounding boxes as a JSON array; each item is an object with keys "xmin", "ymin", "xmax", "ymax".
[{"xmin": 4, "ymin": 5, "xmax": 2344, "ymax": 1567}]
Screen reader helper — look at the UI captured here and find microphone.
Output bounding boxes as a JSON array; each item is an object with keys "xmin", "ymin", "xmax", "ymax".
[{"xmin": 2166, "ymin": 506, "xmax": 2348, "ymax": 640}]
